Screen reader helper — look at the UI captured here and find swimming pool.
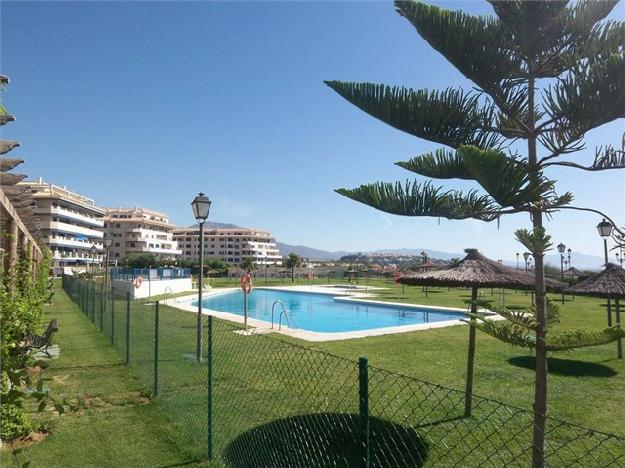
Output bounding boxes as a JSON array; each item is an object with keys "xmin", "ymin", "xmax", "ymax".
[{"xmin": 193, "ymin": 289, "xmax": 469, "ymax": 333}]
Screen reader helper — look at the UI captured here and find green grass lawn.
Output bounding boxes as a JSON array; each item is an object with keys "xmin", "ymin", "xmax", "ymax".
[
  {"xmin": 0, "ymin": 284, "xmax": 209, "ymax": 468},
  {"xmin": 5, "ymin": 278, "xmax": 624, "ymax": 467}
]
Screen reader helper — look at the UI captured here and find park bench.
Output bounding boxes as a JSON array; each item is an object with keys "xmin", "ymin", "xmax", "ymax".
[{"xmin": 23, "ymin": 319, "xmax": 59, "ymax": 357}]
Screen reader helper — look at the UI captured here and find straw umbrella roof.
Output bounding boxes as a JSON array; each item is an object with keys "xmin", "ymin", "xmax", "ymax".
[
  {"xmin": 0, "ymin": 140, "xmax": 20, "ymax": 154},
  {"xmin": 396, "ymin": 248, "xmax": 565, "ymax": 290},
  {"xmin": 566, "ymin": 263, "xmax": 625, "ymax": 299}
]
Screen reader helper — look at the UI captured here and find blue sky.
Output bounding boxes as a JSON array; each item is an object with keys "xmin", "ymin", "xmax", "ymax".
[{"xmin": 1, "ymin": 1, "xmax": 623, "ymax": 260}]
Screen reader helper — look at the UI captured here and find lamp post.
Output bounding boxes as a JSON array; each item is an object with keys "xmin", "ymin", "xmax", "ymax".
[
  {"xmin": 90, "ymin": 244, "xmax": 97, "ymax": 277},
  {"xmin": 104, "ymin": 238, "xmax": 112, "ymax": 288},
  {"xmin": 523, "ymin": 252, "xmax": 531, "ymax": 272},
  {"xmin": 597, "ymin": 219, "xmax": 614, "ymax": 326},
  {"xmin": 616, "ymin": 252, "xmax": 624, "ymax": 268},
  {"xmin": 192, "ymin": 193, "xmax": 212, "ymax": 363},
  {"xmin": 567, "ymin": 248, "xmax": 572, "ymax": 268},
  {"xmin": 557, "ymin": 242, "xmax": 566, "ymax": 304},
  {"xmin": 516, "ymin": 252, "xmax": 520, "ymax": 270}
]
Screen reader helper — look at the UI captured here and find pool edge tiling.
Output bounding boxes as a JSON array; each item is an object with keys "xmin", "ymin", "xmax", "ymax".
[{"xmin": 166, "ymin": 286, "xmax": 499, "ymax": 342}]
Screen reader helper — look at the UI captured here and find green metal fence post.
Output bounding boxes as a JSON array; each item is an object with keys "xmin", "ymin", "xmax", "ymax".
[
  {"xmin": 207, "ymin": 315, "xmax": 213, "ymax": 460},
  {"xmin": 359, "ymin": 356, "xmax": 370, "ymax": 468},
  {"xmin": 125, "ymin": 292, "xmax": 131, "ymax": 366},
  {"xmin": 99, "ymin": 285, "xmax": 104, "ymax": 332},
  {"xmin": 111, "ymin": 287, "xmax": 115, "ymax": 345},
  {"xmin": 91, "ymin": 284, "xmax": 96, "ymax": 322},
  {"xmin": 153, "ymin": 301, "xmax": 160, "ymax": 398}
]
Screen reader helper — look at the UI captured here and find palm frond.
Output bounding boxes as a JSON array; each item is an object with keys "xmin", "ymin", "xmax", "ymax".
[
  {"xmin": 541, "ymin": 53, "xmax": 625, "ymax": 156},
  {"xmin": 546, "ymin": 326, "xmax": 625, "ymax": 351},
  {"xmin": 473, "ymin": 318, "xmax": 536, "ymax": 348},
  {"xmin": 458, "ymin": 145, "xmax": 555, "ymax": 208},
  {"xmin": 395, "ymin": 1, "xmax": 524, "ymax": 112},
  {"xmin": 396, "ymin": 148, "xmax": 471, "ymax": 179},
  {"xmin": 489, "ymin": 0, "xmax": 619, "ymax": 77},
  {"xmin": 335, "ymin": 180, "xmax": 500, "ymax": 222},
  {"xmin": 593, "ymin": 133, "xmax": 625, "ymax": 170},
  {"xmin": 324, "ymin": 81, "xmax": 500, "ymax": 149}
]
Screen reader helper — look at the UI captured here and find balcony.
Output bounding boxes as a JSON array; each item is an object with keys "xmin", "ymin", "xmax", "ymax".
[
  {"xmin": 46, "ymin": 205, "xmax": 104, "ymax": 227},
  {"xmin": 52, "ymin": 251, "xmax": 102, "ymax": 263},
  {"xmin": 48, "ymin": 236, "xmax": 104, "ymax": 250},
  {"xmin": 133, "ymin": 245, "xmax": 182, "ymax": 255},
  {"xmin": 49, "ymin": 221, "xmax": 104, "ymax": 238}
]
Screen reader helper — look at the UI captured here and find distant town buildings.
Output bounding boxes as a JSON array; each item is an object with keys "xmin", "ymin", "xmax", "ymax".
[
  {"xmin": 103, "ymin": 207, "xmax": 181, "ymax": 261},
  {"xmin": 173, "ymin": 226, "xmax": 282, "ymax": 266},
  {"xmin": 19, "ymin": 178, "xmax": 105, "ymax": 272}
]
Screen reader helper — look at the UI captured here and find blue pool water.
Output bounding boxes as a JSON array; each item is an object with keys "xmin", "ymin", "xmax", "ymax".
[{"xmin": 194, "ymin": 289, "xmax": 467, "ymax": 333}]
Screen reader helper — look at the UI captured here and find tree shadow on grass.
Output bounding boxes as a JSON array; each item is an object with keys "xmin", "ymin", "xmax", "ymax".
[
  {"xmin": 508, "ymin": 356, "xmax": 617, "ymax": 378},
  {"xmin": 223, "ymin": 412, "xmax": 428, "ymax": 467}
]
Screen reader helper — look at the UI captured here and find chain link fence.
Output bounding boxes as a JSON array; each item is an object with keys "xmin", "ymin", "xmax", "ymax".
[{"xmin": 62, "ymin": 275, "xmax": 625, "ymax": 467}]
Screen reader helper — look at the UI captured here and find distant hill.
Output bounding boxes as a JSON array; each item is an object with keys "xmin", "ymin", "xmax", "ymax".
[
  {"xmin": 276, "ymin": 242, "xmax": 350, "ymax": 260},
  {"xmin": 193, "ymin": 221, "xmax": 606, "ymax": 270}
]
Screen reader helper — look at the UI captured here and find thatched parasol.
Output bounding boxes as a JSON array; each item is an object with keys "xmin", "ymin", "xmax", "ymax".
[
  {"xmin": 567, "ymin": 263, "xmax": 624, "ymax": 358},
  {"xmin": 0, "ymin": 140, "xmax": 20, "ymax": 154},
  {"xmin": 397, "ymin": 248, "xmax": 564, "ymax": 290},
  {"xmin": 397, "ymin": 248, "xmax": 566, "ymax": 416},
  {"xmin": 0, "ymin": 158, "xmax": 24, "ymax": 171}
]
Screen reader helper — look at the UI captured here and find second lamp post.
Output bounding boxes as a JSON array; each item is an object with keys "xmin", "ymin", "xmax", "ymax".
[{"xmin": 597, "ymin": 219, "xmax": 614, "ymax": 326}]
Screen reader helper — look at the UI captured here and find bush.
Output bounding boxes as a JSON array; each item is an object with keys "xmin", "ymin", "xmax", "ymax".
[{"xmin": 0, "ymin": 402, "xmax": 32, "ymax": 440}]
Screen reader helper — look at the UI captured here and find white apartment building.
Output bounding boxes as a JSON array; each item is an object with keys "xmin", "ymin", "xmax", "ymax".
[
  {"xmin": 20, "ymin": 178, "xmax": 105, "ymax": 271},
  {"xmin": 103, "ymin": 207, "xmax": 181, "ymax": 261},
  {"xmin": 173, "ymin": 226, "xmax": 282, "ymax": 265}
]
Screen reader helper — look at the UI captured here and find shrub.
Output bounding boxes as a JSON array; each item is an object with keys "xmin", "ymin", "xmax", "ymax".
[{"xmin": 0, "ymin": 402, "xmax": 32, "ymax": 440}]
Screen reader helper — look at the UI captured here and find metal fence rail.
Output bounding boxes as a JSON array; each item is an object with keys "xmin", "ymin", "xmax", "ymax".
[{"xmin": 62, "ymin": 275, "xmax": 625, "ymax": 467}]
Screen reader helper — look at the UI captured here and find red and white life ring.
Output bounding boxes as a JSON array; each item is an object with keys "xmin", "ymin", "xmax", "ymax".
[
  {"xmin": 392, "ymin": 271, "xmax": 402, "ymax": 282},
  {"xmin": 133, "ymin": 276, "xmax": 144, "ymax": 289},
  {"xmin": 240, "ymin": 273, "xmax": 252, "ymax": 293}
]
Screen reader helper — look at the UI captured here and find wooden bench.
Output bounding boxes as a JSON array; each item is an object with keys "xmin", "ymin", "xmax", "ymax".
[{"xmin": 24, "ymin": 319, "xmax": 59, "ymax": 357}]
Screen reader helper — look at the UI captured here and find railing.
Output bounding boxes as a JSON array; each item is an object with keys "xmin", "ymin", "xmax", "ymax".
[{"xmin": 110, "ymin": 267, "xmax": 191, "ymax": 281}]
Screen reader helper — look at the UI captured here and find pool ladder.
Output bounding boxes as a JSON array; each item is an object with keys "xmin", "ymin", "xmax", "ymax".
[{"xmin": 271, "ymin": 301, "xmax": 297, "ymax": 331}]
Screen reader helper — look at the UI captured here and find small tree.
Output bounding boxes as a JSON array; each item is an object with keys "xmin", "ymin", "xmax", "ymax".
[
  {"xmin": 284, "ymin": 253, "xmax": 302, "ymax": 283},
  {"xmin": 241, "ymin": 257, "xmax": 257, "ymax": 274},
  {"xmin": 326, "ymin": 1, "xmax": 625, "ymax": 464}
]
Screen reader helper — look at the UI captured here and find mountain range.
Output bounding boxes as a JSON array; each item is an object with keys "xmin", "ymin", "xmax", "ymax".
[{"xmin": 199, "ymin": 221, "xmax": 607, "ymax": 270}]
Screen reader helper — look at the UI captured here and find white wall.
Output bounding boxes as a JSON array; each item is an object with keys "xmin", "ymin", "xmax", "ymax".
[{"xmin": 112, "ymin": 277, "xmax": 192, "ymax": 299}]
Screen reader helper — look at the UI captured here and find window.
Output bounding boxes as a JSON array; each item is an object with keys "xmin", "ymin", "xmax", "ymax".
[
  {"xmin": 115, "ymin": 242, "xmax": 120, "ymax": 247},
  {"xmin": 115, "ymin": 223, "xmax": 121, "ymax": 228}
]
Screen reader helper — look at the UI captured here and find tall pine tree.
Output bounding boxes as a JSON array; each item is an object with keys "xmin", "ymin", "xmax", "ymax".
[{"xmin": 326, "ymin": 1, "xmax": 625, "ymax": 465}]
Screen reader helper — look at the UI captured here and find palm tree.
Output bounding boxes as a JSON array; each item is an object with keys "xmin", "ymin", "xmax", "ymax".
[
  {"xmin": 284, "ymin": 253, "xmax": 302, "ymax": 283},
  {"xmin": 326, "ymin": 1, "xmax": 625, "ymax": 465}
]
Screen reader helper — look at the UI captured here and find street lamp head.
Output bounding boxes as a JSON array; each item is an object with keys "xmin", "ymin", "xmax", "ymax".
[
  {"xmin": 596, "ymin": 218, "xmax": 613, "ymax": 238},
  {"xmin": 91, "ymin": 244, "xmax": 97, "ymax": 254},
  {"xmin": 523, "ymin": 252, "xmax": 531, "ymax": 261},
  {"xmin": 104, "ymin": 237, "xmax": 112, "ymax": 248},
  {"xmin": 557, "ymin": 242, "xmax": 566, "ymax": 254},
  {"xmin": 567, "ymin": 248, "xmax": 572, "ymax": 254},
  {"xmin": 191, "ymin": 192, "xmax": 211, "ymax": 222}
]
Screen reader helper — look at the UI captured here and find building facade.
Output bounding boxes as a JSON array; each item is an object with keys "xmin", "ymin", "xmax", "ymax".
[
  {"xmin": 19, "ymin": 178, "xmax": 105, "ymax": 271},
  {"xmin": 173, "ymin": 226, "xmax": 282, "ymax": 265},
  {"xmin": 103, "ymin": 207, "xmax": 181, "ymax": 262}
]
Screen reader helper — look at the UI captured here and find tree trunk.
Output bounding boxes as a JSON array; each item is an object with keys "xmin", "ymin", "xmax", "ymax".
[
  {"xmin": 291, "ymin": 266, "xmax": 294, "ymax": 283},
  {"xmin": 528, "ymin": 72, "xmax": 548, "ymax": 468}
]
